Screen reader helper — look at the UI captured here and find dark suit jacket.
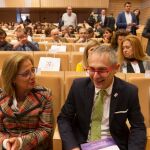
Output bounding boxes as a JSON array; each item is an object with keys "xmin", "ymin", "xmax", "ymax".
[
  {"xmin": 97, "ymin": 15, "xmax": 108, "ymax": 28},
  {"xmin": 142, "ymin": 18, "xmax": 150, "ymax": 56},
  {"xmin": 58, "ymin": 76, "xmax": 146, "ymax": 150},
  {"xmin": 116, "ymin": 11, "xmax": 137, "ymax": 35},
  {"xmin": 0, "ymin": 86, "xmax": 53, "ymax": 150},
  {"xmin": 126, "ymin": 60, "xmax": 145, "ymax": 73}
]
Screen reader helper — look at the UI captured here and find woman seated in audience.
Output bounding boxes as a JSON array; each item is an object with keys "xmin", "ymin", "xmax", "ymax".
[
  {"xmin": 13, "ymin": 28, "xmax": 39, "ymax": 51},
  {"xmin": 111, "ymin": 29, "xmax": 130, "ymax": 51},
  {"xmin": 118, "ymin": 35, "xmax": 150, "ymax": 73},
  {"xmin": 76, "ymin": 39, "xmax": 100, "ymax": 72},
  {"xmin": 0, "ymin": 53, "xmax": 53, "ymax": 150},
  {"xmin": 0, "ymin": 28, "xmax": 13, "ymax": 50},
  {"xmin": 100, "ymin": 27, "xmax": 113, "ymax": 44},
  {"xmin": 25, "ymin": 26, "xmax": 33, "ymax": 42}
]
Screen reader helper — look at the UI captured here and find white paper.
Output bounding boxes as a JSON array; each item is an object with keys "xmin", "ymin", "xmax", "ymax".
[
  {"xmin": 49, "ymin": 45, "xmax": 66, "ymax": 53},
  {"xmin": 79, "ymin": 47, "xmax": 85, "ymax": 52},
  {"xmin": 99, "ymin": 145, "xmax": 120, "ymax": 150},
  {"xmin": 38, "ymin": 57, "xmax": 60, "ymax": 71}
]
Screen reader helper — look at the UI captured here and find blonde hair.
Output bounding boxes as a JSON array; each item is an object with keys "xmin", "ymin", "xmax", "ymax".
[
  {"xmin": 83, "ymin": 39, "xmax": 100, "ymax": 67},
  {"xmin": 1, "ymin": 53, "xmax": 34, "ymax": 96},
  {"xmin": 118, "ymin": 35, "xmax": 148, "ymax": 64}
]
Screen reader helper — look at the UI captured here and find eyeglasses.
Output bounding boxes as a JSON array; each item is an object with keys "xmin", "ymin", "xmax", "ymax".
[
  {"xmin": 17, "ymin": 67, "xmax": 37, "ymax": 78},
  {"xmin": 86, "ymin": 66, "xmax": 114, "ymax": 76}
]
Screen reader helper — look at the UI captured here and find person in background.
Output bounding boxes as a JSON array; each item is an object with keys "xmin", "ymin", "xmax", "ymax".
[
  {"xmin": 58, "ymin": 44, "xmax": 146, "ymax": 150},
  {"xmin": 118, "ymin": 35, "xmax": 150, "ymax": 73},
  {"xmin": 97, "ymin": 9, "xmax": 108, "ymax": 28},
  {"xmin": 62, "ymin": 6, "xmax": 77, "ymax": 28},
  {"xmin": 94, "ymin": 22, "xmax": 104, "ymax": 38},
  {"xmin": 116, "ymin": 2, "xmax": 137, "ymax": 35},
  {"xmin": 25, "ymin": 26, "xmax": 33, "ymax": 42},
  {"xmin": 111, "ymin": 29, "xmax": 130, "ymax": 51},
  {"xmin": 60, "ymin": 26, "xmax": 70, "ymax": 38},
  {"xmin": 142, "ymin": 17, "xmax": 150, "ymax": 56},
  {"xmin": 133, "ymin": 8, "xmax": 140, "ymax": 25},
  {"xmin": 74, "ymin": 28, "xmax": 87, "ymax": 43},
  {"xmin": 76, "ymin": 39, "xmax": 100, "ymax": 72},
  {"xmin": 87, "ymin": 11, "xmax": 96, "ymax": 28},
  {"xmin": 100, "ymin": 27, "xmax": 113, "ymax": 44},
  {"xmin": 50, "ymin": 28, "xmax": 68, "ymax": 43},
  {"xmin": 24, "ymin": 16, "xmax": 31, "ymax": 24},
  {"xmin": 44, "ymin": 27, "xmax": 52, "ymax": 37},
  {"xmin": 86, "ymin": 27, "xmax": 95, "ymax": 41},
  {"xmin": 0, "ymin": 53, "xmax": 53, "ymax": 150},
  {"xmin": 68, "ymin": 25, "xmax": 75, "ymax": 37},
  {"xmin": 0, "ymin": 28, "xmax": 13, "ymax": 50},
  {"xmin": 34, "ymin": 24, "xmax": 43, "ymax": 34},
  {"xmin": 13, "ymin": 29, "xmax": 39, "ymax": 51},
  {"xmin": 106, "ymin": 13, "xmax": 115, "ymax": 31}
]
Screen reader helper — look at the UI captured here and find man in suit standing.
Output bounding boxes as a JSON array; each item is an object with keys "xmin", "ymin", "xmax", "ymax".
[
  {"xmin": 116, "ymin": 2, "xmax": 137, "ymax": 35},
  {"xmin": 58, "ymin": 45, "xmax": 146, "ymax": 150},
  {"xmin": 142, "ymin": 18, "xmax": 150, "ymax": 56},
  {"xmin": 97, "ymin": 9, "xmax": 108, "ymax": 28}
]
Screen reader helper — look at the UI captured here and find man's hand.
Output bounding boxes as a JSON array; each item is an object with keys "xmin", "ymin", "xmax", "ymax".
[{"xmin": 72, "ymin": 147, "xmax": 80, "ymax": 150}]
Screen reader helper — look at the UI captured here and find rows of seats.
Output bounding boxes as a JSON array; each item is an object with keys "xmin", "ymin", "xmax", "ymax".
[
  {"xmin": 41, "ymin": 72, "xmax": 149, "ymax": 150},
  {"xmin": 0, "ymin": 51, "xmax": 83, "ymax": 71},
  {"xmin": 0, "ymin": 69, "xmax": 149, "ymax": 149}
]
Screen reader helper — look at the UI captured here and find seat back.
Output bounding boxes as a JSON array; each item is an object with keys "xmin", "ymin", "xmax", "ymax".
[
  {"xmin": 70, "ymin": 52, "xmax": 83, "ymax": 71},
  {"xmin": 64, "ymin": 71, "xmax": 87, "ymax": 103},
  {"xmin": 127, "ymin": 77, "xmax": 150, "ymax": 127},
  {"xmin": 36, "ymin": 72, "xmax": 64, "ymax": 125},
  {"xmin": 33, "ymin": 51, "xmax": 70, "ymax": 71}
]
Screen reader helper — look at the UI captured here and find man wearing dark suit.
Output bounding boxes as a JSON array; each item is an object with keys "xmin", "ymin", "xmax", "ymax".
[
  {"xmin": 142, "ymin": 18, "xmax": 150, "ymax": 56},
  {"xmin": 97, "ymin": 9, "xmax": 108, "ymax": 28},
  {"xmin": 116, "ymin": 2, "xmax": 137, "ymax": 35},
  {"xmin": 58, "ymin": 45, "xmax": 146, "ymax": 150}
]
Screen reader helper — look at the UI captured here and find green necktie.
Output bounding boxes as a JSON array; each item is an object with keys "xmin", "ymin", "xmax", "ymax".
[{"xmin": 90, "ymin": 90, "xmax": 107, "ymax": 141}]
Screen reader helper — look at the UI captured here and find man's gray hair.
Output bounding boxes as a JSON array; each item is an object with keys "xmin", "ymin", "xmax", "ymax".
[{"xmin": 89, "ymin": 44, "xmax": 118, "ymax": 65}]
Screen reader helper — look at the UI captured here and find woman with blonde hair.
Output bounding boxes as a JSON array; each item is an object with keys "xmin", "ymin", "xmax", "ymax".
[
  {"xmin": 76, "ymin": 39, "xmax": 100, "ymax": 72},
  {"xmin": 0, "ymin": 53, "xmax": 53, "ymax": 150},
  {"xmin": 118, "ymin": 35, "xmax": 150, "ymax": 73}
]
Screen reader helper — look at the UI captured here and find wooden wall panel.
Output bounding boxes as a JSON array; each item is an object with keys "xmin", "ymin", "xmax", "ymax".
[
  {"xmin": 0, "ymin": 0, "xmax": 40, "ymax": 8},
  {"xmin": 40, "ymin": 0, "xmax": 109, "ymax": 8},
  {"xmin": 141, "ymin": 0, "xmax": 150, "ymax": 24}
]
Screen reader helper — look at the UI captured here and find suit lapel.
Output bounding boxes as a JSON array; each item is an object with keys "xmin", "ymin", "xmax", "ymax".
[
  {"xmin": 109, "ymin": 77, "xmax": 121, "ymax": 124},
  {"xmin": 123, "ymin": 12, "xmax": 127, "ymax": 24},
  {"xmin": 0, "ymin": 96, "xmax": 16, "ymax": 118},
  {"xmin": 84, "ymin": 79, "xmax": 95, "ymax": 126},
  {"xmin": 19, "ymin": 92, "xmax": 42, "ymax": 116}
]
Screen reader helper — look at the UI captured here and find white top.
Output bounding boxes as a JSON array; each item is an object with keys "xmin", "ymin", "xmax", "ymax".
[
  {"xmin": 122, "ymin": 61, "xmax": 141, "ymax": 73},
  {"xmin": 125, "ymin": 12, "xmax": 132, "ymax": 25},
  {"xmin": 62, "ymin": 12, "xmax": 77, "ymax": 27},
  {"xmin": 88, "ymin": 78, "xmax": 114, "ymax": 140},
  {"xmin": 101, "ymin": 15, "xmax": 105, "ymax": 25}
]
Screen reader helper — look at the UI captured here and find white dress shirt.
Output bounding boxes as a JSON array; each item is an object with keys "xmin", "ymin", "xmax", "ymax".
[{"xmin": 88, "ymin": 78, "xmax": 114, "ymax": 140}]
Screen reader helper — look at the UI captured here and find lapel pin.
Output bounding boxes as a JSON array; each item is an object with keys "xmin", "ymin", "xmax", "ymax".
[{"xmin": 114, "ymin": 93, "xmax": 118, "ymax": 97}]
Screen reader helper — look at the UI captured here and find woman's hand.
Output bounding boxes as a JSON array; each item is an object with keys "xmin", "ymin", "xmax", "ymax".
[{"xmin": 6, "ymin": 137, "xmax": 21, "ymax": 150}]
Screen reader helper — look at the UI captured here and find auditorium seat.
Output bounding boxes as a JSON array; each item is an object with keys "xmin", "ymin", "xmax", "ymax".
[
  {"xmin": 36, "ymin": 72, "xmax": 64, "ymax": 126},
  {"xmin": 33, "ymin": 51, "xmax": 70, "ymax": 71},
  {"xmin": 70, "ymin": 52, "xmax": 83, "ymax": 71},
  {"xmin": 0, "ymin": 51, "xmax": 34, "ymax": 69}
]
